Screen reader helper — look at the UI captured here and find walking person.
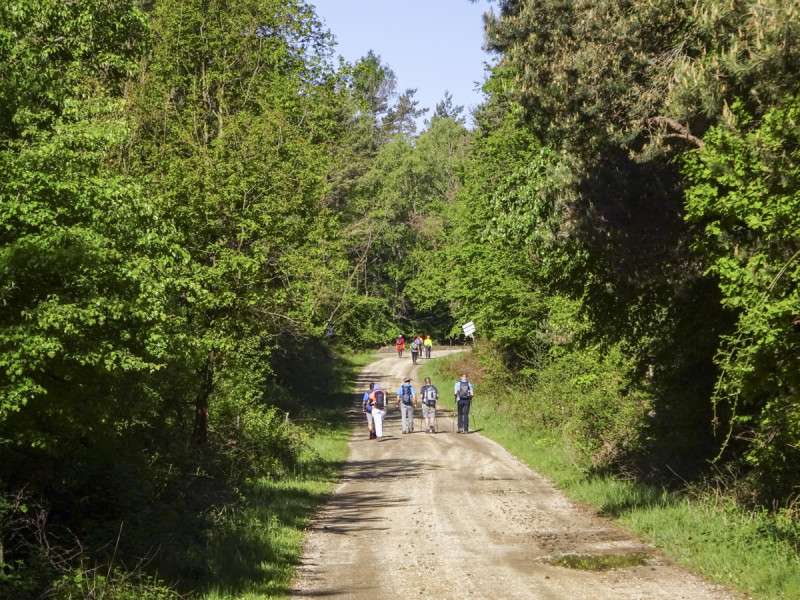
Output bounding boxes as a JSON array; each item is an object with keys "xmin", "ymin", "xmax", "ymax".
[
  {"xmin": 395, "ymin": 334, "xmax": 405, "ymax": 358},
  {"xmin": 423, "ymin": 335, "xmax": 433, "ymax": 359},
  {"xmin": 410, "ymin": 336, "xmax": 420, "ymax": 365},
  {"xmin": 362, "ymin": 382, "xmax": 376, "ymax": 439},
  {"xmin": 420, "ymin": 376, "xmax": 438, "ymax": 433},
  {"xmin": 370, "ymin": 383, "xmax": 389, "ymax": 441},
  {"xmin": 396, "ymin": 377, "xmax": 417, "ymax": 434},
  {"xmin": 454, "ymin": 373, "xmax": 474, "ymax": 433}
]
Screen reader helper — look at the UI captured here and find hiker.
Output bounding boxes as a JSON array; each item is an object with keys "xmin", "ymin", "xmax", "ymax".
[
  {"xmin": 453, "ymin": 373, "xmax": 474, "ymax": 433},
  {"xmin": 395, "ymin": 334, "xmax": 405, "ymax": 358},
  {"xmin": 362, "ymin": 382, "xmax": 376, "ymax": 439},
  {"xmin": 420, "ymin": 376, "xmax": 438, "ymax": 433},
  {"xmin": 423, "ymin": 335, "xmax": 433, "ymax": 359},
  {"xmin": 410, "ymin": 336, "xmax": 420, "ymax": 365},
  {"xmin": 369, "ymin": 383, "xmax": 389, "ymax": 442},
  {"xmin": 396, "ymin": 377, "xmax": 417, "ymax": 434}
]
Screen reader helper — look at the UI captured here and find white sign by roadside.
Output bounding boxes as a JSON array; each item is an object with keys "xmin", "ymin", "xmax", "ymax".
[{"xmin": 462, "ymin": 321, "xmax": 476, "ymax": 338}]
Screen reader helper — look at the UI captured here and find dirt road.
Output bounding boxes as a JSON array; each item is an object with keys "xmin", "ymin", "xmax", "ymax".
[{"xmin": 291, "ymin": 350, "xmax": 740, "ymax": 599}]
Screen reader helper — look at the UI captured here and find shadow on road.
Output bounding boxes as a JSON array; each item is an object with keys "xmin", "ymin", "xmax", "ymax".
[{"xmin": 309, "ymin": 458, "xmax": 442, "ymax": 537}]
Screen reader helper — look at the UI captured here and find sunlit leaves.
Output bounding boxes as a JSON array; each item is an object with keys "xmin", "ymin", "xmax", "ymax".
[
  {"xmin": 683, "ymin": 95, "xmax": 800, "ymax": 493},
  {"xmin": 0, "ymin": 95, "xmax": 176, "ymax": 429}
]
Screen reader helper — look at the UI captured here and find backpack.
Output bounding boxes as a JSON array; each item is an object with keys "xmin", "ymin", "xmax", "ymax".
[
  {"xmin": 396, "ymin": 336, "xmax": 404, "ymax": 347},
  {"xmin": 411, "ymin": 340, "xmax": 419, "ymax": 351},
  {"xmin": 400, "ymin": 384, "xmax": 413, "ymax": 405},
  {"xmin": 423, "ymin": 385, "xmax": 437, "ymax": 405},
  {"xmin": 458, "ymin": 381, "xmax": 471, "ymax": 400},
  {"xmin": 373, "ymin": 389, "xmax": 387, "ymax": 410}
]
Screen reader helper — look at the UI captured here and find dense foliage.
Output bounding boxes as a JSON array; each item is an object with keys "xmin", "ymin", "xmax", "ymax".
[
  {"xmin": 1, "ymin": 0, "xmax": 799, "ymax": 596},
  {"xmin": 435, "ymin": 0, "xmax": 800, "ymax": 499},
  {"xmin": 1, "ymin": 1, "xmax": 372, "ymax": 597}
]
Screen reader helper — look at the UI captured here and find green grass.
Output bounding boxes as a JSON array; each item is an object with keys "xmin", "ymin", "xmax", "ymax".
[
  {"xmin": 421, "ymin": 353, "xmax": 800, "ymax": 600},
  {"xmin": 197, "ymin": 351, "xmax": 380, "ymax": 600}
]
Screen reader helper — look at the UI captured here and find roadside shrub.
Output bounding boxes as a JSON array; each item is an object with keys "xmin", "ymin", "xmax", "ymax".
[
  {"xmin": 528, "ymin": 344, "xmax": 652, "ymax": 470},
  {"xmin": 48, "ymin": 566, "xmax": 180, "ymax": 600},
  {"xmin": 211, "ymin": 369, "xmax": 303, "ymax": 481}
]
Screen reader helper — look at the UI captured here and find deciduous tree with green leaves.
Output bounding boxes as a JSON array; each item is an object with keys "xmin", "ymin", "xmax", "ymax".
[{"xmin": 129, "ymin": 0, "xmax": 348, "ymax": 440}]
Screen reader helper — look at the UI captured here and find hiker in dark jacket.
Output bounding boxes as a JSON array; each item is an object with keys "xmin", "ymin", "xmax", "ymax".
[
  {"xmin": 453, "ymin": 373, "xmax": 474, "ymax": 433},
  {"xmin": 410, "ymin": 336, "xmax": 421, "ymax": 364}
]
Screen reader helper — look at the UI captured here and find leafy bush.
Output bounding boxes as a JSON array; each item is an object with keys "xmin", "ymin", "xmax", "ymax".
[
  {"xmin": 49, "ymin": 567, "xmax": 180, "ymax": 600},
  {"xmin": 683, "ymin": 96, "xmax": 800, "ymax": 501},
  {"xmin": 525, "ymin": 344, "xmax": 652, "ymax": 470},
  {"xmin": 210, "ymin": 364, "xmax": 303, "ymax": 481}
]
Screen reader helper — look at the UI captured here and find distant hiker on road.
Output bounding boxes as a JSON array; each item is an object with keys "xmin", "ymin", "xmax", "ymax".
[
  {"xmin": 395, "ymin": 335, "xmax": 405, "ymax": 358},
  {"xmin": 396, "ymin": 377, "xmax": 417, "ymax": 434},
  {"xmin": 420, "ymin": 376, "xmax": 438, "ymax": 433},
  {"xmin": 454, "ymin": 374, "xmax": 474, "ymax": 433},
  {"xmin": 410, "ymin": 336, "xmax": 421, "ymax": 365},
  {"xmin": 362, "ymin": 382, "xmax": 376, "ymax": 440},
  {"xmin": 370, "ymin": 383, "xmax": 389, "ymax": 442},
  {"xmin": 423, "ymin": 335, "xmax": 433, "ymax": 359}
]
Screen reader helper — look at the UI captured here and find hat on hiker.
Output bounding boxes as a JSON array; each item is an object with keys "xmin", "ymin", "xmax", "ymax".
[{"xmin": 403, "ymin": 377, "xmax": 411, "ymax": 382}]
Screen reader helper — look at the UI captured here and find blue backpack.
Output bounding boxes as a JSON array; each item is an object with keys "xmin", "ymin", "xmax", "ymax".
[{"xmin": 400, "ymin": 384, "xmax": 413, "ymax": 405}]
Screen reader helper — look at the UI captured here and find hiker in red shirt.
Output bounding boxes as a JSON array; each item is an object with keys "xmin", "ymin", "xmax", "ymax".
[{"xmin": 395, "ymin": 334, "xmax": 405, "ymax": 358}]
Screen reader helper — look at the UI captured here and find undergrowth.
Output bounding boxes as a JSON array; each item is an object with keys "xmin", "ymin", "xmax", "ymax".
[{"xmin": 2, "ymin": 351, "xmax": 374, "ymax": 600}]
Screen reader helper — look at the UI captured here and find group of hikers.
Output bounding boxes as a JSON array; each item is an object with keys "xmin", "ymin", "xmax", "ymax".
[
  {"xmin": 395, "ymin": 334, "xmax": 432, "ymax": 364},
  {"xmin": 361, "ymin": 374, "xmax": 475, "ymax": 441}
]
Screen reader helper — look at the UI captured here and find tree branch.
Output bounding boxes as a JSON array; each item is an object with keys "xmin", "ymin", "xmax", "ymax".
[{"xmin": 647, "ymin": 116, "xmax": 705, "ymax": 148}]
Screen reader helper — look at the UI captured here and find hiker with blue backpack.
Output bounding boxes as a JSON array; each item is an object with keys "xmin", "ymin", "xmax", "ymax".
[
  {"xmin": 362, "ymin": 382, "xmax": 376, "ymax": 440},
  {"xmin": 369, "ymin": 383, "xmax": 389, "ymax": 442},
  {"xmin": 454, "ymin": 374, "xmax": 474, "ymax": 433},
  {"xmin": 396, "ymin": 377, "xmax": 417, "ymax": 434}
]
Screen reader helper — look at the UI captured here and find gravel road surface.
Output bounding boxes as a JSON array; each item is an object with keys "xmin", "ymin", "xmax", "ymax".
[{"xmin": 291, "ymin": 349, "xmax": 741, "ymax": 600}]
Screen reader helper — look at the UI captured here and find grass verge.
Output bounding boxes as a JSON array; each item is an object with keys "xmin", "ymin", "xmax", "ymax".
[{"xmin": 421, "ymin": 352, "xmax": 800, "ymax": 600}]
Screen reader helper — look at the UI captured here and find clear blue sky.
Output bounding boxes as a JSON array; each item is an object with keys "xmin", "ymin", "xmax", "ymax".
[{"xmin": 310, "ymin": 0, "xmax": 496, "ymax": 127}]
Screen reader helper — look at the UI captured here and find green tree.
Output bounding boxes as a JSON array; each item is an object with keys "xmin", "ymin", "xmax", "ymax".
[
  {"xmin": 482, "ymin": 0, "xmax": 800, "ymax": 153},
  {"xmin": 338, "ymin": 113, "xmax": 470, "ymax": 340},
  {"xmin": 383, "ymin": 87, "xmax": 428, "ymax": 137},
  {"xmin": 431, "ymin": 90, "xmax": 465, "ymax": 124},
  {"xmin": 0, "ymin": 2, "xmax": 188, "ymax": 595},
  {"xmin": 129, "ymin": 0, "xmax": 347, "ymax": 439}
]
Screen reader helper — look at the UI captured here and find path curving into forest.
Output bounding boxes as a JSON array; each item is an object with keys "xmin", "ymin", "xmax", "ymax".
[{"xmin": 291, "ymin": 350, "xmax": 742, "ymax": 600}]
